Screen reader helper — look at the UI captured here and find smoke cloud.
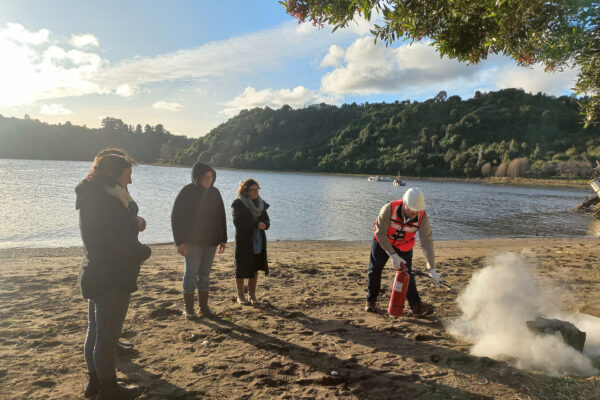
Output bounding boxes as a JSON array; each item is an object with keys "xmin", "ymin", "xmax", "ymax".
[{"xmin": 446, "ymin": 252, "xmax": 600, "ymax": 376}]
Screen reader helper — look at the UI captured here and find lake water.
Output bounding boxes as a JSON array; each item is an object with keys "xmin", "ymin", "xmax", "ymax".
[{"xmin": 0, "ymin": 159, "xmax": 597, "ymax": 249}]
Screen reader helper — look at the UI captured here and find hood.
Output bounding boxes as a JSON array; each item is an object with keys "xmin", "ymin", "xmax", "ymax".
[
  {"xmin": 75, "ymin": 179, "xmax": 103, "ymax": 210},
  {"xmin": 191, "ymin": 162, "xmax": 216, "ymax": 187}
]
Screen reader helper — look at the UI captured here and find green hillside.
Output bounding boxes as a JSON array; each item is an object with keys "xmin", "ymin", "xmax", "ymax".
[{"xmin": 172, "ymin": 89, "xmax": 600, "ymax": 179}]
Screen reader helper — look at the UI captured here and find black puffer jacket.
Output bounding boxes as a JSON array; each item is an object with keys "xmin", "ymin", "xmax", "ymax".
[
  {"xmin": 76, "ymin": 179, "xmax": 151, "ymax": 299},
  {"xmin": 171, "ymin": 163, "xmax": 227, "ymax": 247}
]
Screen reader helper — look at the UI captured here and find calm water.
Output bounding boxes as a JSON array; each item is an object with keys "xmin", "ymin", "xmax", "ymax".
[{"xmin": 0, "ymin": 159, "xmax": 597, "ymax": 249}]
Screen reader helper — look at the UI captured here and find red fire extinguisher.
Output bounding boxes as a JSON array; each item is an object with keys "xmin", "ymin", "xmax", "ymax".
[{"xmin": 388, "ymin": 267, "xmax": 410, "ymax": 317}]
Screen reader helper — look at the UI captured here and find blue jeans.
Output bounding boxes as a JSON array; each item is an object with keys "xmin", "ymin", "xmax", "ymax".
[
  {"xmin": 84, "ymin": 289, "xmax": 130, "ymax": 380},
  {"xmin": 183, "ymin": 244, "xmax": 217, "ymax": 293},
  {"xmin": 366, "ymin": 238, "xmax": 421, "ymax": 308}
]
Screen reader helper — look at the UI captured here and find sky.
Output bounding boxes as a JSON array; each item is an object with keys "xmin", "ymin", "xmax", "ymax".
[{"xmin": 0, "ymin": 0, "xmax": 580, "ymax": 138}]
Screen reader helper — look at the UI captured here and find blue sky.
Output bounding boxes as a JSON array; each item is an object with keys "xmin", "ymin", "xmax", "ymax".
[{"xmin": 0, "ymin": 1, "xmax": 579, "ymax": 137}]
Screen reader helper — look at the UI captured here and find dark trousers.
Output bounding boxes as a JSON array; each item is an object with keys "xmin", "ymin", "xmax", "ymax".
[
  {"xmin": 366, "ymin": 238, "xmax": 421, "ymax": 308},
  {"xmin": 84, "ymin": 289, "xmax": 130, "ymax": 380}
]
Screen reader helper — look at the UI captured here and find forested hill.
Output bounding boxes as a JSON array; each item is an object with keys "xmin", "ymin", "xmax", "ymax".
[
  {"xmin": 0, "ymin": 116, "xmax": 192, "ymax": 163},
  {"xmin": 172, "ymin": 89, "xmax": 600, "ymax": 179}
]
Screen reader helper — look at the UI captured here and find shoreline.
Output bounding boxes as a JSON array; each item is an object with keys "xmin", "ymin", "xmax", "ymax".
[{"xmin": 1, "ymin": 235, "xmax": 599, "ymax": 254}]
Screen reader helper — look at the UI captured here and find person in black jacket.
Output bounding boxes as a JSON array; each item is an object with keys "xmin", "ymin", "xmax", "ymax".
[
  {"xmin": 232, "ymin": 178, "xmax": 270, "ymax": 305},
  {"xmin": 76, "ymin": 154, "xmax": 151, "ymax": 400},
  {"xmin": 171, "ymin": 162, "xmax": 227, "ymax": 319}
]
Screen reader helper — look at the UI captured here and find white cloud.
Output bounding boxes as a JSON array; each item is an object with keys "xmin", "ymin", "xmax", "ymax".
[
  {"xmin": 221, "ymin": 86, "xmax": 339, "ymax": 116},
  {"xmin": 115, "ymin": 84, "xmax": 136, "ymax": 97},
  {"xmin": 3, "ymin": 22, "xmax": 49, "ymax": 45},
  {"xmin": 320, "ymin": 37, "xmax": 578, "ymax": 99},
  {"xmin": 494, "ymin": 63, "xmax": 579, "ymax": 96},
  {"xmin": 320, "ymin": 45, "xmax": 344, "ymax": 68},
  {"xmin": 39, "ymin": 103, "xmax": 72, "ymax": 115},
  {"xmin": 153, "ymin": 101, "xmax": 184, "ymax": 111},
  {"xmin": 0, "ymin": 23, "xmax": 108, "ymax": 107},
  {"xmin": 43, "ymin": 45, "xmax": 103, "ymax": 66},
  {"xmin": 70, "ymin": 34, "xmax": 99, "ymax": 49},
  {"xmin": 0, "ymin": 20, "xmax": 355, "ymax": 110},
  {"xmin": 98, "ymin": 21, "xmax": 354, "ymax": 89},
  {"xmin": 321, "ymin": 38, "xmax": 481, "ymax": 95}
]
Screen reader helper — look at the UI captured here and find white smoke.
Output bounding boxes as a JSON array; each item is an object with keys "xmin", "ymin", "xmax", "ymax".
[{"xmin": 446, "ymin": 252, "xmax": 600, "ymax": 376}]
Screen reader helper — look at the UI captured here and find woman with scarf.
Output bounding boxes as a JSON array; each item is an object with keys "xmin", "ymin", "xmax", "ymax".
[
  {"xmin": 76, "ymin": 153, "xmax": 151, "ymax": 400},
  {"xmin": 232, "ymin": 178, "xmax": 270, "ymax": 305}
]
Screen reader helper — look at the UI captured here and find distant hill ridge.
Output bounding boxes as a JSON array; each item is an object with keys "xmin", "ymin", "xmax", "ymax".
[
  {"xmin": 0, "ymin": 115, "xmax": 192, "ymax": 164},
  {"xmin": 172, "ymin": 89, "xmax": 600, "ymax": 179},
  {"xmin": 2, "ymin": 89, "xmax": 599, "ymax": 178}
]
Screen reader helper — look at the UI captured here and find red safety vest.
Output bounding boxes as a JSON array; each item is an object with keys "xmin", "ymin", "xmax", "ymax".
[{"xmin": 374, "ymin": 199, "xmax": 425, "ymax": 251}]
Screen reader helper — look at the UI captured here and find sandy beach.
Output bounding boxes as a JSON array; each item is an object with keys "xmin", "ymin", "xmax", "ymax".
[{"xmin": 1, "ymin": 238, "xmax": 599, "ymax": 399}]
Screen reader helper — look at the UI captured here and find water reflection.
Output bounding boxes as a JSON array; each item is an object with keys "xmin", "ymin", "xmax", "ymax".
[{"xmin": 0, "ymin": 159, "xmax": 595, "ymax": 249}]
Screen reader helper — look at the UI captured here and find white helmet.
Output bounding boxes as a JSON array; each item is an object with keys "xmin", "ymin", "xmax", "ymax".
[{"xmin": 402, "ymin": 188, "xmax": 425, "ymax": 211}]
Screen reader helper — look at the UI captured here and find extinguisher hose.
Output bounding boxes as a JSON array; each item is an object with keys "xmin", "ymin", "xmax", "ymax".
[{"xmin": 413, "ymin": 270, "xmax": 453, "ymax": 289}]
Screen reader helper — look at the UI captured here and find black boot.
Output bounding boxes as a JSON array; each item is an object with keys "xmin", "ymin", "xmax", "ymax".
[
  {"xmin": 94, "ymin": 377, "xmax": 140, "ymax": 400},
  {"xmin": 84, "ymin": 372, "xmax": 99, "ymax": 398}
]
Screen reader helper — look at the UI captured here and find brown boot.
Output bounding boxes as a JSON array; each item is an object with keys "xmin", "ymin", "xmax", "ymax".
[
  {"xmin": 183, "ymin": 292, "xmax": 197, "ymax": 320},
  {"xmin": 411, "ymin": 302, "xmax": 434, "ymax": 318},
  {"xmin": 198, "ymin": 289, "xmax": 215, "ymax": 318},
  {"xmin": 364, "ymin": 301, "xmax": 378, "ymax": 313}
]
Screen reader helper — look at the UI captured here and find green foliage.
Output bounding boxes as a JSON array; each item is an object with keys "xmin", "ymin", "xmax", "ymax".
[
  {"xmin": 171, "ymin": 90, "xmax": 600, "ymax": 179},
  {"xmin": 0, "ymin": 116, "xmax": 192, "ymax": 163},
  {"xmin": 283, "ymin": 0, "xmax": 600, "ymax": 126}
]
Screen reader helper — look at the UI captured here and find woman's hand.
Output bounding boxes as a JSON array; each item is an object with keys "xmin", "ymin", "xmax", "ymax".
[
  {"xmin": 258, "ymin": 222, "xmax": 267, "ymax": 230},
  {"xmin": 177, "ymin": 243, "xmax": 186, "ymax": 256},
  {"xmin": 218, "ymin": 242, "xmax": 226, "ymax": 254},
  {"xmin": 137, "ymin": 216, "xmax": 147, "ymax": 232}
]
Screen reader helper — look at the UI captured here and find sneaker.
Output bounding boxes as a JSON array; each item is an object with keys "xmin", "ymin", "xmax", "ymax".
[
  {"xmin": 411, "ymin": 302, "xmax": 434, "ymax": 318},
  {"xmin": 364, "ymin": 301, "xmax": 377, "ymax": 313}
]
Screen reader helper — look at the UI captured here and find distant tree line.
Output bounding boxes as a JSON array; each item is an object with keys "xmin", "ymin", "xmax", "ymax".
[
  {"xmin": 172, "ymin": 89, "xmax": 600, "ymax": 179},
  {"xmin": 0, "ymin": 115, "xmax": 192, "ymax": 163}
]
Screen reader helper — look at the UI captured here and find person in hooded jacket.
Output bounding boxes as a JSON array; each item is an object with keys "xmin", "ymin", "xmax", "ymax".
[
  {"xmin": 232, "ymin": 178, "xmax": 270, "ymax": 305},
  {"xmin": 76, "ymin": 153, "xmax": 151, "ymax": 400},
  {"xmin": 171, "ymin": 162, "xmax": 227, "ymax": 319}
]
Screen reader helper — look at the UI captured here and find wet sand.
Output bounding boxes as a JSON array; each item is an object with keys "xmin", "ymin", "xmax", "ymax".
[{"xmin": 1, "ymin": 238, "xmax": 599, "ymax": 399}]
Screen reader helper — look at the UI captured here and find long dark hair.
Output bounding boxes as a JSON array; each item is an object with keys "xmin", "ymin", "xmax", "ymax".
[
  {"xmin": 237, "ymin": 178, "xmax": 260, "ymax": 197},
  {"xmin": 86, "ymin": 154, "xmax": 133, "ymax": 186}
]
